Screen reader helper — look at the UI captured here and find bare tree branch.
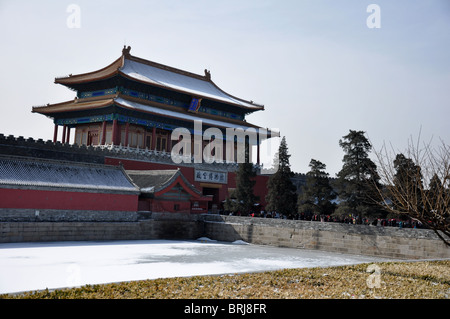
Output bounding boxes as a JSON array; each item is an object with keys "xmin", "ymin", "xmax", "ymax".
[{"xmin": 372, "ymin": 136, "xmax": 450, "ymax": 246}]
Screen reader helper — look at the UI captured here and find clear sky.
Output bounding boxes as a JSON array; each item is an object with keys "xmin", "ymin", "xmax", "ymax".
[{"xmin": 0, "ymin": 0, "xmax": 449, "ymax": 176}]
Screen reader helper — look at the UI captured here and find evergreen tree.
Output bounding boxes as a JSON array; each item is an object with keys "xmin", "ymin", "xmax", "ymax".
[
  {"xmin": 428, "ymin": 173, "xmax": 443, "ymax": 213},
  {"xmin": 225, "ymin": 142, "xmax": 258, "ymax": 214},
  {"xmin": 234, "ymin": 160, "xmax": 258, "ymax": 214},
  {"xmin": 265, "ymin": 136, "xmax": 297, "ymax": 217},
  {"xmin": 392, "ymin": 153, "xmax": 424, "ymax": 214},
  {"xmin": 298, "ymin": 159, "xmax": 336, "ymax": 216},
  {"xmin": 335, "ymin": 130, "xmax": 382, "ymax": 219}
]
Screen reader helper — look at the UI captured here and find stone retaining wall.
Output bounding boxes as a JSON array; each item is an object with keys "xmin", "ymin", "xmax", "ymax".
[
  {"xmin": 0, "ymin": 209, "xmax": 139, "ymax": 222},
  {"xmin": 0, "ymin": 212, "xmax": 448, "ymax": 260},
  {"xmin": 203, "ymin": 215, "xmax": 450, "ymax": 260},
  {"xmin": 0, "ymin": 212, "xmax": 204, "ymax": 243}
]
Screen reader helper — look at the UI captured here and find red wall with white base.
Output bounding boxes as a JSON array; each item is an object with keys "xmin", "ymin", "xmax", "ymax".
[{"xmin": 0, "ymin": 188, "xmax": 138, "ymax": 212}]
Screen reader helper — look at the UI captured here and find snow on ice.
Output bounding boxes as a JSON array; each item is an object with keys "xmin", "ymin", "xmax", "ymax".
[{"xmin": 0, "ymin": 239, "xmax": 396, "ymax": 294}]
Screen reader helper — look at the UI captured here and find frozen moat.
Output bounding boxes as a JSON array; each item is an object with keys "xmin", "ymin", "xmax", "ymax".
[{"xmin": 0, "ymin": 239, "xmax": 398, "ymax": 294}]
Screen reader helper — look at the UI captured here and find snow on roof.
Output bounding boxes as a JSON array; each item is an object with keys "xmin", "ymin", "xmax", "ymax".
[
  {"xmin": 32, "ymin": 95, "xmax": 262, "ymax": 130},
  {"xmin": 115, "ymin": 97, "xmax": 257, "ymax": 130},
  {"xmin": 120, "ymin": 57, "xmax": 263, "ymax": 109},
  {"xmin": 125, "ymin": 170, "xmax": 179, "ymax": 193},
  {"xmin": 53, "ymin": 47, "xmax": 264, "ymax": 111},
  {"xmin": 125, "ymin": 169, "xmax": 206, "ymax": 198},
  {"xmin": 0, "ymin": 156, "xmax": 139, "ymax": 194}
]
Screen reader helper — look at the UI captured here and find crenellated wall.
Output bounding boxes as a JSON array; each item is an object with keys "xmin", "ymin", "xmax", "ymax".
[{"xmin": 0, "ymin": 133, "xmax": 243, "ymax": 171}]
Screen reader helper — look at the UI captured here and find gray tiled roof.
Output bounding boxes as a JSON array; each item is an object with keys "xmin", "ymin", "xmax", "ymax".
[
  {"xmin": 125, "ymin": 170, "xmax": 179, "ymax": 193},
  {"xmin": 0, "ymin": 156, "xmax": 139, "ymax": 194},
  {"xmin": 126, "ymin": 169, "xmax": 203, "ymax": 196},
  {"xmin": 120, "ymin": 58, "xmax": 263, "ymax": 109}
]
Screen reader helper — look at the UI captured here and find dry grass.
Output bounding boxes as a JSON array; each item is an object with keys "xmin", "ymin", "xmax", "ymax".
[{"xmin": 2, "ymin": 260, "xmax": 449, "ymax": 299}]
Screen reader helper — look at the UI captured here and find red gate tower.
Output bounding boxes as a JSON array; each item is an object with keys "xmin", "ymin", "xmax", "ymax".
[{"xmin": 32, "ymin": 46, "xmax": 276, "ymax": 212}]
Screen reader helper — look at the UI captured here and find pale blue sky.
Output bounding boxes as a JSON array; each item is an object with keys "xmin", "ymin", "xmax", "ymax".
[{"xmin": 0, "ymin": 0, "xmax": 449, "ymax": 175}]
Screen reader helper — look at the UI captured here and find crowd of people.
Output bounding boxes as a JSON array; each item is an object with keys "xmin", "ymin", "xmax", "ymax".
[
  {"xmin": 222, "ymin": 210, "xmax": 424, "ymax": 229},
  {"xmin": 296, "ymin": 213, "xmax": 424, "ymax": 229}
]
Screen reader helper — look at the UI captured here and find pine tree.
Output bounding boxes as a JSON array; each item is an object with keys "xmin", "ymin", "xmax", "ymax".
[
  {"xmin": 428, "ymin": 173, "xmax": 443, "ymax": 213},
  {"xmin": 392, "ymin": 153, "xmax": 424, "ymax": 213},
  {"xmin": 225, "ymin": 143, "xmax": 258, "ymax": 214},
  {"xmin": 335, "ymin": 130, "xmax": 382, "ymax": 219},
  {"xmin": 265, "ymin": 136, "xmax": 297, "ymax": 218},
  {"xmin": 234, "ymin": 160, "xmax": 258, "ymax": 214},
  {"xmin": 298, "ymin": 159, "xmax": 336, "ymax": 216}
]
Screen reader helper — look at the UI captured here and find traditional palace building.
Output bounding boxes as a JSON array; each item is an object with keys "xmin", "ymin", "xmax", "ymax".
[
  {"xmin": 1, "ymin": 47, "xmax": 276, "ymax": 214},
  {"xmin": 33, "ymin": 46, "xmax": 267, "ymax": 157}
]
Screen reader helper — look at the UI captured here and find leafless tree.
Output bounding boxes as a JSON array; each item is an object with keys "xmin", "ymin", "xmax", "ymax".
[{"xmin": 372, "ymin": 134, "xmax": 449, "ymax": 246}]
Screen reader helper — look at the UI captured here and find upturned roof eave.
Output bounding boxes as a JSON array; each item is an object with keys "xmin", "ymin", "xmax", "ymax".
[
  {"xmin": 54, "ymin": 55, "xmax": 124, "ymax": 86},
  {"xmin": 32, "ymin": 95, "xmax": 264, "ymax": 130},
  {"xmin": 31, "ymin": 97, "xmax": 116, "ymax": 115}
]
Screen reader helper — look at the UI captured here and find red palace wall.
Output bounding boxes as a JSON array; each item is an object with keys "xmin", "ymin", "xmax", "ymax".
[
  {"xmin": 104, "ymin": 157, "xmax": 270, "ymax": 209},
  {"xmin": 0, "ymin": 188, "xmax": 139, "ymax": 212},
  {"xmin": 150, "ymin": 199, "xmax": 192, "ymax": 214},
  {"xmin": 227, "ymin": 173, "xmax": 269, "ymax": 208},
  {"xmin": 0, "ymin": 159, "xmax": 269, "ymax": 213}
]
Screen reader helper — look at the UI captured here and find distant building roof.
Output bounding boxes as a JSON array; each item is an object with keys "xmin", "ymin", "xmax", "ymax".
[
  {"xmin": 126, "ymin": 170, "xmax": 181, "ymax": 193},
  {"xmin": 126, "ymin": 169, "xmax": 211, "ymax": 201},
  {"xmin": 0, "ymin": 156, "xmax": 139, "ymax": 194}
]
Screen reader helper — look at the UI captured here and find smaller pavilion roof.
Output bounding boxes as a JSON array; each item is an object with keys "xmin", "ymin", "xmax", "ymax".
[
  {"xmin": 126, "ymin": 169, "xmax": 211, "ymax": 200},
  {"xmin": 0, "ymin": 156, "xmax": 139, "ymax": 194},
  {"xmin": 126, "ymin": 170, "xmax": 180, "ymax": 193}
]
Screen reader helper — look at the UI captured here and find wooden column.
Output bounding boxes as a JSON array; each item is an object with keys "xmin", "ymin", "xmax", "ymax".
[
  {"xmin": 66, "ymin": 127, "xmax": 71, "ymax": 144},
  {"xmin": 112, "ymin": 119, "xmax": 119, "ymax": 145},
  {"xmin": 124, "ymin": 122, "xmax": 130, "ymax": 146},
  {"xmin": 257, "ymin": 141, "xmax": 260, "ymax": 165},
  {"xmin": 62, "ymin": 125, "xmax": 67, "ymax": 144},
  {"xmin": 167, "ymin": 130, "xmax": 172, "ymax": 153},
  {"xmin": 101, "ymin": 121, "xmax": 107, "ymax": 145},
  {"xmin": 223, "ymin": 140, "xmax": 226, "ymax": 162},
  {"xmin": 53, "ymin": 124, "xmax": 58, "ymax": 143},
  {"xmin": 151, "ymin": 126, "xmax": 156, "ymax": 150}
]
